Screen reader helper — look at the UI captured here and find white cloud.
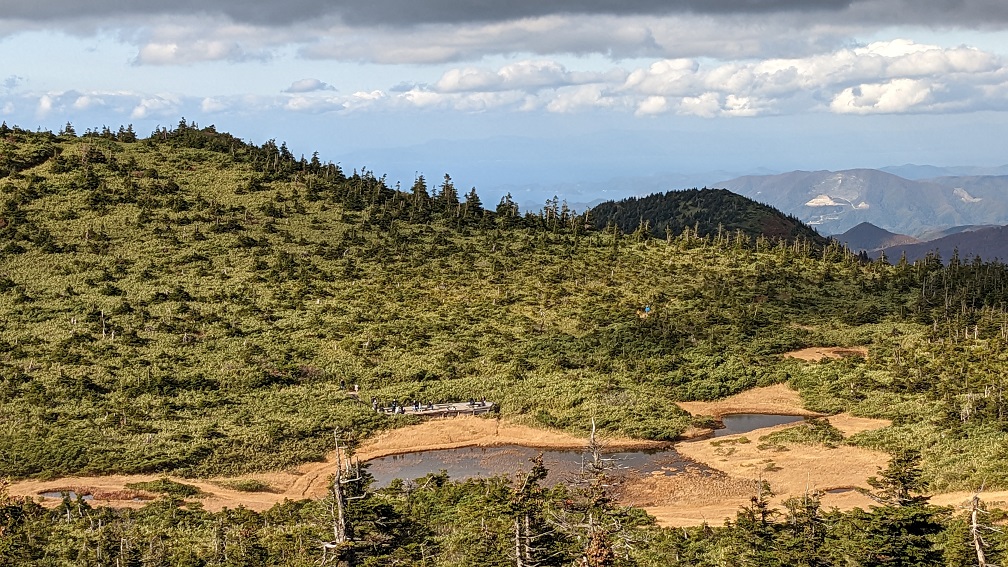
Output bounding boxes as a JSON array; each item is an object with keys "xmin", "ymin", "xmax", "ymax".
[
  {"xmin": 122, "ymin": 16, "xmax": 282, "ymax": 65},
  {"xmin": 497, "ymin": 60, "xmax": 570, "ymax": 89},
  {"xmin": 2, "ymin": 75, "xmax": 24, "ymax": 92},
  {"xmin": 73, "ymin": 95, "xmax": 105, "ymax": 110},
  {"xmin": 397, "ymin": 88, "xmax": 444, "ymax": 109},
  {"xmin": 37, "ymin": 93, "xmax": 56, "ymax": 116},
  {"xmin": 635, "ymin": 95, "xmax": 668, "ymax": 116},
  {"xmin": 130, "ymin": 95, "xmax": 179, "ymax": 119},
  {"xmin": 284, "ymin": 78, "xmax": 336, "ymax": 93},
  {"xmin": 435, "ymin": 60, "xmax": 624, "ymax": 94},
  {"xmin": 677, "ymin": 92, "xmax": 721, "ymax": 117},
  {"xmin": 201, "ymin": 97, "xmax": 229, "ymax": 112},
  {"xmin": 135, "ymin": 40, "xmax": 261, "ymax": 65},
  {"xmin": 724, "ymin": 94, "xmax": 760, "ymax": 117},
  {"xmin": 436, "ymin": 67, "xmax": 502, "ymax": 92},
  {"xmin": 283, "ymin": 95, "xmax": 344, "ymax": 113},
  {"xmin": 829, "ymin": 78, "xmax": 935, "ymax": 114},
  {"xmin": 545, "ymin": 85, "xmax": 614, "ymax": 113}
]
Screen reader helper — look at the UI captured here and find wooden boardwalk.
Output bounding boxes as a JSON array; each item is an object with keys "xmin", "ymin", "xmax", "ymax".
[{"xmin": 376, "ymin": 401, "xmax": 495, "ymax": 418}]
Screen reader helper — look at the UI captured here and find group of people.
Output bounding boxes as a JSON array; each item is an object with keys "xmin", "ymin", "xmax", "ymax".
[
  {"xmin": 371, "ymin": 397, "xmax": 436, "ymax": 414},
  {"xmin": 369, "ymin": 396, "xmax": 489, "ymax": 413}
]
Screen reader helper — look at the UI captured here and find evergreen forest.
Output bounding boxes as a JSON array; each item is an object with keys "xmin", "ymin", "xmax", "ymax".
[{"xmin": 3, "ymin": 120, "xmax": 1008, "ymax": 565}]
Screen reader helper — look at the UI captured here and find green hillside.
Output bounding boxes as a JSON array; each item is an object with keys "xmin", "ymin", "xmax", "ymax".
[
  {"xmin": 1, "ymin": 121, "xmax": 1007, "ymax": 480},
  {"xmin": 3, "ymin": 121, "xmax": 1008, "ymax": 566}
]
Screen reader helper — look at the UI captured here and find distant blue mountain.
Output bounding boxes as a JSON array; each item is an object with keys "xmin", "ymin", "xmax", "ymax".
[
  {"xmin": 880, "ymin": 164, "xmax": 1008, "ymax": 180},
  {"xmin": 875, "ymin": 225, "xmax": 1008, "ymax": 264},
  {"xmin": 717, "ymin": 169, "xmax": 1008, "ymax": 236}
]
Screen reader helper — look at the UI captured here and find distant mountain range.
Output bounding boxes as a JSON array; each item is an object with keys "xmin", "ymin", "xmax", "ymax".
[
  {"xmin": 880, "ymin": 164, "xmax": 1008, "ymax": 180},
  {"xmin": 716, "ymin": 169, "xmax": 1008, "ymax": 236},
  {"xmin": 835, "ymin": 222, "xmax": 1008, "ymax": 263}
]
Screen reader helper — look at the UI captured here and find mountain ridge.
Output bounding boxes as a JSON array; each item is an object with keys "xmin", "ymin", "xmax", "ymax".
[{"xmin": 717, "ymin": 168, "xmax": 1008, "ymax": 236}]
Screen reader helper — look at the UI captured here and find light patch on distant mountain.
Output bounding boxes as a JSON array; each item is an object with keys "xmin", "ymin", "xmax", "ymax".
[
  {"xmin": 805, "ymin": 194, "xmax": 843, "ymax": 207},
  {"xmin": 814, "ymin": 173, "xmax": 864, "ymax": 202},
  {"xmin": 953, "ymin": 187, "xmax": 982, "ymax": 203}
]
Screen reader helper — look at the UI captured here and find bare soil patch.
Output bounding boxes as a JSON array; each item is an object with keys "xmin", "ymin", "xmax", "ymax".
[
  {"xmin": 784, "ymin": 346, "xmax": 868, "ymax": 361},
  {"xmin": 626, "ymin": 412, "xmax": 890, "ymax": 527},
  {"xmin": 353, "ymin": 416, "xmax": 669, "ymax": 462},
  {"xmin": 676, "ymin": 383, "xmax": 822, "ymax": 418}
]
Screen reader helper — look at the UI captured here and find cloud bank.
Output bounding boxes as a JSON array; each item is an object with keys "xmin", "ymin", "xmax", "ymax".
[
  {"xmin": 6, "ymin": 0, "xmax": 1008, "ymax": 28},
  {"xmin": 11, "ymin": 39, "xmax": 1002, "ymax": 123},
  {"xmin": 3, "ymin": 0, "xmax": 1008, "ymax": 67}
]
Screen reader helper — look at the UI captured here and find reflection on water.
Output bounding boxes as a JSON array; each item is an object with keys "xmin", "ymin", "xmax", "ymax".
[
  {"xmin": 714, "ymin": 414, "xmax": 804, "ymax": 437},
  {"xmin": 365, "ymin": 414, "xmax": 808, "ymax": 488},
  {"xmin": 40, "ymin": 491, "xmax": 94, "ymax": 501},
  {"xmin": 365, "ymin": 445, "xmax": 699, "ymax": 488}
]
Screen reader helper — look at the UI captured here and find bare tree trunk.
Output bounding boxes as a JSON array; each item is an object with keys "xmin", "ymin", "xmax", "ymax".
[
  {"xmin": 515, "ymin": 517, "xmax": 525, "ymax": 567},
  {"xmin": 971, "ymin": 494, "xmax": 988, "ymax": 567}
]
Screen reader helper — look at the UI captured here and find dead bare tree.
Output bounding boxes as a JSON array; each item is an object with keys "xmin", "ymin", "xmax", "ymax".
[
  {"xmin": 967, "ymin": 489, "xmax": 1001, "ymax": 567},
  {"xmin": 547, "ymin": 418, "xmax": 638, "ymax": 567},
  {"xmin": 320, "ymin": 429, "xmax": 366, "ymax": 567}
]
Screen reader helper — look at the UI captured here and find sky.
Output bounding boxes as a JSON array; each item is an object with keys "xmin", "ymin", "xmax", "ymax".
[{"xmin": 2, "ymin": 0, "xmax": 1008, "ymax": 207}]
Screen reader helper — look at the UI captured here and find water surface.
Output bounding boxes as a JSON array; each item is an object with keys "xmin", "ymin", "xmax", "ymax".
[
  {"xmin": 714, "ymin": 414, "xmax": 804, "ymax": 437},
  {"xmin": 365, "ymin": 413, "xmax": 807, "ymax": 487},
  {"xmin": 365, "ymin": 445, "xmax": 699, "ymax": 488}
]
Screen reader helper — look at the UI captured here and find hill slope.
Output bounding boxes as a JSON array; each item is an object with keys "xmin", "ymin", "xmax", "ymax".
[{"xmin": 2, "ymin": 123, "xmax": 1008, "ymax": 500}]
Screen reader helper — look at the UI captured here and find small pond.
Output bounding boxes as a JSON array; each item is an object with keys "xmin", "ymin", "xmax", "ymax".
[
  {"xmin": 364, "ymin": 444, "xmax": 700, "ymax": 488},
  {"xmin": 714, "ymin": 414, "xmax": 805, "ymax": 437},
  {"xmin": 39, "ymin": 491, "xmax": 94, "ymax": 501},
  {"xmin": 364, "ymin": 414, "xmax": 807, "ymax": 487}
]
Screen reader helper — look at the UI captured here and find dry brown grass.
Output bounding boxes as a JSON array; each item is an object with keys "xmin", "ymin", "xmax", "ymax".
[
  {"xmin": 783, "ymin": 346, "xmax": 868, "ymax": 361},
  {"xmin": 676, "ymin": 383, "xmax": 823, "ymax": 418}
]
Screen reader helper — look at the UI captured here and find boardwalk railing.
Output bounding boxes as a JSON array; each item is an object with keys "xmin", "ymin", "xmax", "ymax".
[{"xmin": 376, "ymin": 401, "xmax": 495, "ymax": 418}]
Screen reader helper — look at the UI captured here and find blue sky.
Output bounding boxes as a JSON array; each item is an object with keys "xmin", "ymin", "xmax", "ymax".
[{"xmin": 2, "ymin": 1, "xmax": 1008, "ymax": 206}]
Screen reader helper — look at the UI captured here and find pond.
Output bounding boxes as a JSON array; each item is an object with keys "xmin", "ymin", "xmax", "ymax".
[
  {"xmin": 364, "ymin": 414, "xmax": 808, "ymax": 487},
  {"xmin": 714, "ymin": 413, "xmax": 805, "ymax": 437},
  {"xmin": 39, "ymin": 491, "xmax": 93, "ymax": 501},
  {"xmin": 364, "ymin": 444, "xmax": 701, "ymax": 488}
]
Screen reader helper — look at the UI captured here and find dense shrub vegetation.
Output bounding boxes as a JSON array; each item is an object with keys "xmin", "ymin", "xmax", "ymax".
[{"xmin": 3, "ymin": 120, "xmax": 1008, "ymax": 564}]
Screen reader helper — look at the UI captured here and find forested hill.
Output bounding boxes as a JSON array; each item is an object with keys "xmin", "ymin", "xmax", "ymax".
[{"xmin": 589, "ymin": 188, "xmax": 828, "ymax": 244}]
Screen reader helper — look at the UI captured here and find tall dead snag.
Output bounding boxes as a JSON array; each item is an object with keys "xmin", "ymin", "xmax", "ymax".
[
  {"xmin": 512, "ymin": 453, "xmax": 554, "ymax": 567},
  {"xmin": 560, "ymin": 418, "xmax": 631, "ymax": 567},
  {"xmin": 969, "ymin": 491, "xmax": 1000, "ymax": 567},
  {"xmin": 321, "ymin": 429, "xmax": 366, "ymax": 566}
]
